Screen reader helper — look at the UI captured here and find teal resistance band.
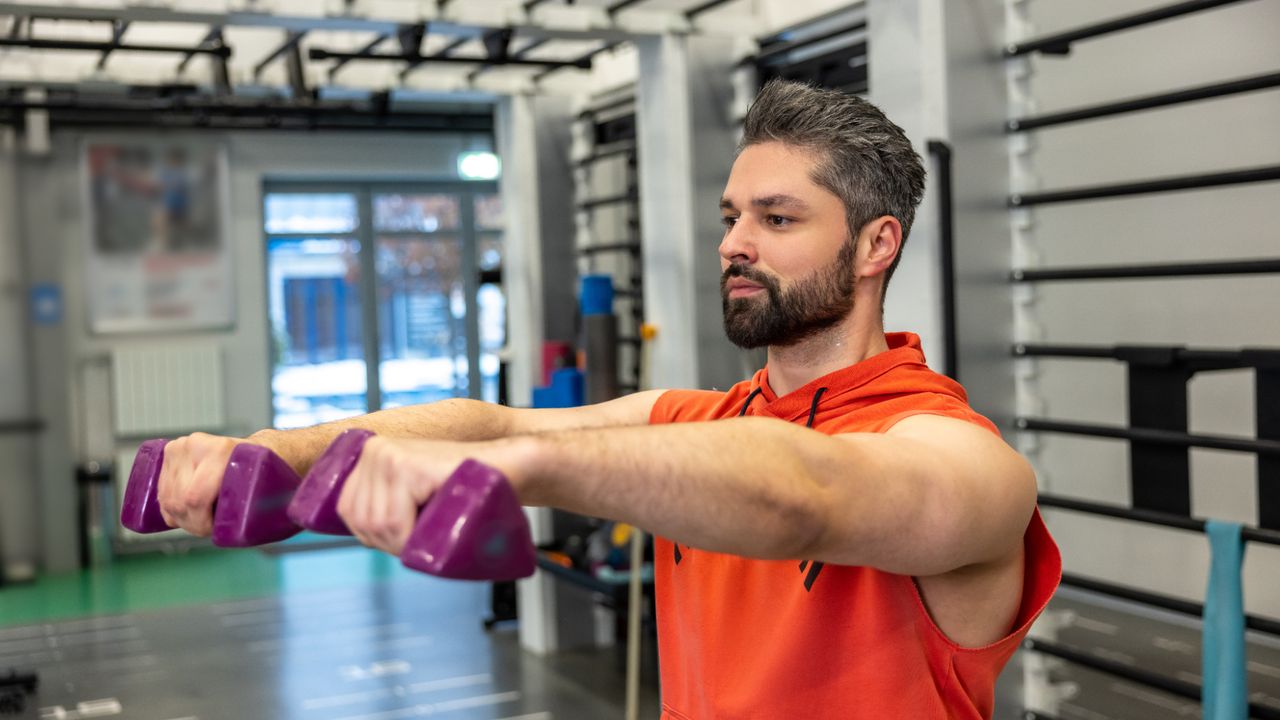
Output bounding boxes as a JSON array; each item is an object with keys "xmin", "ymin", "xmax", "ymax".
[{"xmin": 1203, "ymin": 519, "xmax": 1247, "ymax": 720}]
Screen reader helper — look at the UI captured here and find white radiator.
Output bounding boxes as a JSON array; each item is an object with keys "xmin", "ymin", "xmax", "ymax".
[{"xmin": 111, "ymin": 343, "xmax": 225, "ymax": 438}]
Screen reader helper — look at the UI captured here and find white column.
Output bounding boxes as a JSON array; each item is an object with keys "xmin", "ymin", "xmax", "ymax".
[
  {"xmin": 635, "ymin": 33, "xmax": 746, "ymax": 391},
  {"xmin": 868, "ymin": 0, "xmax": 951, "ymax": 372}
]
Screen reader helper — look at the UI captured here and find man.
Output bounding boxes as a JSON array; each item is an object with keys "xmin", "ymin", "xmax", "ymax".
[{"xmin": 159, "ymin": 80, "xmax": 1059, "ymax": 719}]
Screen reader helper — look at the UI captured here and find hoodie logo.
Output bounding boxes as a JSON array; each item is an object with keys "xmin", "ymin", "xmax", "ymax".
[{"xmin": 798, "ymin": 560, "xmax": 825, "ymax": 591}]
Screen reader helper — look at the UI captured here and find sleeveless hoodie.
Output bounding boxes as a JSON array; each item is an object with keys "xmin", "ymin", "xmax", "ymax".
[{"xmin": 649, "ymin": 332, "xmax": 1060, "ymax": 719}]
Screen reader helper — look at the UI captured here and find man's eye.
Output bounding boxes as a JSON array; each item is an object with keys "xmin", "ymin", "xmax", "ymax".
[
  {"xmin": 721, "ymin": 216, "xmax": 738, "ymax": 229},
  {"xmin": 766, "ymin": 215, "xmax": 791, "ymax": 227}
]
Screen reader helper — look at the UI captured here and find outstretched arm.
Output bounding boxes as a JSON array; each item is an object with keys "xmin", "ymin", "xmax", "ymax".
[
  {"xmin": 157, "ymin": 390, "xmax": 663, "ymax": 536},
  {"xmin": 342, "ymin": 413, "xmax": 1037, "ymax": 577},
  {"xmin": 252, "ymin": 390, "xmax": 665, "ymax": 476}
]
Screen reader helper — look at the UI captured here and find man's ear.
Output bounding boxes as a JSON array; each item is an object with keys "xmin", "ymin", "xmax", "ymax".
[{"xmin": 857, "ymin": 216, "xmax": 903, "ymax": 280}]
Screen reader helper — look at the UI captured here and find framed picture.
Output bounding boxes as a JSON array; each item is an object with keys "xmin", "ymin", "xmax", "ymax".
[{"xmin": 83, "ymin": 140, "xmax": 234, "ymax": 334}]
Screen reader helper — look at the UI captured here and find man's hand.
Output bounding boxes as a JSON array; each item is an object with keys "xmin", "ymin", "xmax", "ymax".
[
  {"xmin": 336, "ymin": 437, "xmax": 529, "ymax": 556},
  {"xmin": 156, "ymin": 432, "xmax": 244, "ymax": 536},
  {"xmin": 155, "ymin": 430, "xmax": 298, "ymax": 536}
]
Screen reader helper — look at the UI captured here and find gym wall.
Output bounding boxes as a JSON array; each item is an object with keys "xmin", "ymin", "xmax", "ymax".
[
  {"xmin": 3, "ymin": 129, "xmax": 491, "ymax": 575},
  {"xmin": 1014, "ymin": 0, "xmax": 1280, "ymax": 617}
]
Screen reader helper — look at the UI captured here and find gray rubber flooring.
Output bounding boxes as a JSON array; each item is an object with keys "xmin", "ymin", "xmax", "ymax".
[
  {"xmin": 1002, "ymin": 587, "xmax": 1280, "ymax": 720},
  {"xmin": 0, "ymin": 577, "xmax": 659, "ymax": 720}
]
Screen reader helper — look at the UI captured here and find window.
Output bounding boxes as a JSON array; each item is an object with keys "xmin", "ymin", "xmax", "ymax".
[{"xmin": 264, "ymin": 184, "xmax": 503, "ymax": 428}]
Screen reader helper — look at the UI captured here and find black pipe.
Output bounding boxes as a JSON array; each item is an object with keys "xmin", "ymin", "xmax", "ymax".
[
  {"xmin": 577, "ymin": 192, "xmax": 639, "ymax": 211},
  {"xmin": 1007, "ymin": 70, "xmax": 1280, "ymax": 132},
  {"xmin": 1010, "ymin": 258, "xmax": 1280, "ymax": 282},
  {"xmin": 308, "ymin": 47, "xmax": 590, "ymax": 69},
  {"xmin": 329, "ymin": 33, "xmax": 390, "ymax": 78},
  {"xmin": 686, "ymin": 0, "xmax": 739, "ymax": 18},
  {"xmin": 0, "ymin": 36, "xmax": 231, "ymax": 56},
  {"xmin": 578, "ymin": 241, "xmax": 641, "ymax": 255},
  {"xmin": 1060, "ymin": 571, "xmax": 1280, "ymax": 636},
  {"xmin": 1038, "ymin": 493, "xmax": 1280, "ymax": 547},
  {"xmin": 535, "ymin": 41, "xmax": 622, "ymax": 82},
  {"xmin": 927, "ymin": 140, "xmax": 959, "ymax": 381},
  {"xmin": 401, "ymin": 37, "xmax": 470, "ymax": 80},
  {"xmin": 0, "ymin": 419, "xmax": 44, "ymax": 435},
  {"xmin": 607, "ymin": 0, "xmax": 652, "ymax": 14},
  {"xmin": 1017, "ymin": 417, "xmax": 1280, "ymax": 456},
  {"xmin": 1013, "ymin": 343, "xmax": 1270, "ymax": 370},
  {"xmin": 1003, "ymin": 0, "xmax": 1256, "ymax": 57},
  {"xmin": 1009, "ymin": 165, "xmax": 1280, "ymax": 207}
]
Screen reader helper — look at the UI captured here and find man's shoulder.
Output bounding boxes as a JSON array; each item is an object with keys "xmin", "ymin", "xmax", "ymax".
[{"xmin": 650, "ymin": 380, "xmax": 757, "ymax": 425}]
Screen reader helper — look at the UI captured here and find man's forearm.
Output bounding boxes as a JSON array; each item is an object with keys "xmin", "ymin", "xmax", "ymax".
[
  {"xmin": 506, "ymin": 417, "xmax": 852, "ymax": 561},
  {"xmin": 253, "ymin": 398, "xmax": 515, "ymax": 476}
]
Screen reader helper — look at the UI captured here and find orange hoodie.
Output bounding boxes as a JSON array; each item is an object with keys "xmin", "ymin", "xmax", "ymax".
[{"xmin": 649, "ymin": 332, "xmax": 1060, "ymax": 719}]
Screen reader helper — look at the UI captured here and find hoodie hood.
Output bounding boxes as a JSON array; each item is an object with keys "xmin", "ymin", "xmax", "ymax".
[{"xmin": 736, "ymin": 332, "xmax": 971, "ymax": 428}]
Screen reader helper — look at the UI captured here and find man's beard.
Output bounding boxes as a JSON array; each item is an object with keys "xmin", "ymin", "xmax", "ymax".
[{"xmin": 720, "ymin": 241, "xmax": 856, "ymax": 349}]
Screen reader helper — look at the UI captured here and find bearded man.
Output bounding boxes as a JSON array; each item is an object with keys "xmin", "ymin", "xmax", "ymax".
[{"xmin": 157, "ymin": 80, "xmax": 1059, "ymax": 719}]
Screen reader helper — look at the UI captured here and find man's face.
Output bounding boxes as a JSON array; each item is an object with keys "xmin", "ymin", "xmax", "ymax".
[{"xmin": 718, "ymin": 142, "xmax": 856, "ymax": 349}]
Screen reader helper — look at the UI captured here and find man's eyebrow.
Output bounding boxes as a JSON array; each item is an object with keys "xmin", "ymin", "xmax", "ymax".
[
  {"xmin": 753, "ymin": 194, "xmax": 810, "ymax": 211},
  {"xmin": 718, "ymin": 194, "xmax": 810, "ymax": 211}
]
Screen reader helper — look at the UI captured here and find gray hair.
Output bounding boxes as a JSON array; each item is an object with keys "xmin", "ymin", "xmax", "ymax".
[{"xmin": 739, "ymin": 79, "xmax": 926, "ymax": 292}]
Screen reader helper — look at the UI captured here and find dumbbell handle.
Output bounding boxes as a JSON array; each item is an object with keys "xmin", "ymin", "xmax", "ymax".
[
  {"xmin": 120, "ymin": 439, "xmax": 302, "ymax": 547},
  {"xmin": 287, "ymin": 429, "xmax": 536, "ymax": 581}
]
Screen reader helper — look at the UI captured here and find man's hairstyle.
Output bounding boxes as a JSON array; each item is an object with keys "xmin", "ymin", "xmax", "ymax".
[{"xmin": 740, "ymin": 79, "xmax": 926, "ymax": 294}]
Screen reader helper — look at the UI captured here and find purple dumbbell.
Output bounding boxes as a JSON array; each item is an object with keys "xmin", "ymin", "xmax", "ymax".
[
  {"xmin": 287, "ymin": 429, "xmax": 536, "ymax": 581},
  {"xmin": 120, "ymin": 439, "xmax": 303, "ymax": 547}
]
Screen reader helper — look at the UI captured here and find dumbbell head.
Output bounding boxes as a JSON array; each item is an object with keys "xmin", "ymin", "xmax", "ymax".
[
  {"xmin": 286, "ymin": 428, "xmax": 373, "ymax": 535},
  {"xmin": 120, "ymin": 439, "xmax": 170, "ymax": 534},
  {"xmin": 401, "ymin": 459, "xmax": 536, "ymax": 582},
  {"xmin": 291, "ymin": 430, "xmax": 535, "ymax": 581},
  {"xmin": 119, "ymin": 439, "xmax": 302, "ymax": 547},
  {"xmin": 212, "ymin": 444, "xmax": 304, "ymax": 547}
]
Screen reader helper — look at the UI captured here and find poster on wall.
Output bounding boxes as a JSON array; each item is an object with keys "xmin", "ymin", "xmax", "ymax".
[{"xmin": 83, "ymin": 140, "xmax": 234, "ymax": 334}]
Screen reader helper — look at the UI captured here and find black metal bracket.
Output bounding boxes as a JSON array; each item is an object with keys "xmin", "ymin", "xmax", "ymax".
[
  {"xmin": 1254, "ymin": 353, "xmax": 1280, "ymax": 529},
  {"xmin": 1017, "ymin": 343, "xmax": 1280, "ymax": 529},
  {"xmin": 1124, "ymin": 353, "xmax": 1193, "ymax": 515},
  {"xmin": 482, "ymin": 28, "xmax": 514, "ymax": 63},
  {"xmin": 96, "ymin": 19, "xmax": 130, "ymax": 69},
  {"xmin": 1003, "ymin": 0, "xmax": 1252, "ymax": 57}
]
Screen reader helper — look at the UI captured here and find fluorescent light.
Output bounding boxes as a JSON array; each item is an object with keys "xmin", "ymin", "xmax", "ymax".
[{"xmin": 458, "ymin": 151, "xmax": 501, "ymax": 181}]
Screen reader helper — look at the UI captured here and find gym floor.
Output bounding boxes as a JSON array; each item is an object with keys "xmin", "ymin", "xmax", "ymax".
[{"xmin": 0, "ymin": 544, "xmax": 660, "ymax": 720}]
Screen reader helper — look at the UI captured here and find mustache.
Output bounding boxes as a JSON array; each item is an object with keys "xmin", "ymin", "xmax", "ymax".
[{"xmin": 720, "ymin": 263, "xmax": 780, "ymax": 294}]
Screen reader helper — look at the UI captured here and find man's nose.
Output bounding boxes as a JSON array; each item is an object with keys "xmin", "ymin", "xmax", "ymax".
[{"xmin": 718, "ymin": 221, "xmax": 758, "ymax": 265}]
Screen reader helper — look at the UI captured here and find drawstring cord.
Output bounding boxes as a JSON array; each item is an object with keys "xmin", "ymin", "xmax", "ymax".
[{"xmin": 736, "ymin": 384, "xmax": 829, "ymax": 428}]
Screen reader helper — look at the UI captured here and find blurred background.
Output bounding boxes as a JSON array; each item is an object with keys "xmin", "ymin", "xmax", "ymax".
[{"xmin": 0, "ymin": 1, "xmax": 1278, "ymax": 719}]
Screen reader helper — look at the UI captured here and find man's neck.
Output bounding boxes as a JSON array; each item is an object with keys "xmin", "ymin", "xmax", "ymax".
[{"xmin": 764, "ymin": 310, "xmax": 888, "ymax": 397}]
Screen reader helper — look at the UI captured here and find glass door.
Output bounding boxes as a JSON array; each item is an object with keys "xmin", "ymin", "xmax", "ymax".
[
  {"xmin": 373, "ymin": 192, "xmax": 468, "ymax": 408},
  {"xmin": 264, "ymin": 192, "xmax": 368, "ymax": 429},
  {"xmin": 264, "ymin": 182, "xmax": 501, "ymax": 428}
]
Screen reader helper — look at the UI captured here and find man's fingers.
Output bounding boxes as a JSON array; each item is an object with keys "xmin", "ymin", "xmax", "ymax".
[
  {"xmin": 337, "ymin": 439, "xmax": 422, "ymax": 558},
  {"xmin": 156, "ymin": 433, "xmax": 235, "ymax": 535}
]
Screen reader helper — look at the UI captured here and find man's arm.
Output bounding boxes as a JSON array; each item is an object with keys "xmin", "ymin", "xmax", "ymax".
[
  {"xmin": 349, "ymin": 413, "xmax": 1036, "ymax": 577},
  {"xmin": 253, "ymin": 390, "xmax": 666, "ymax": 476},
  {"xmin": 157, "ymin": 390, "xmax": 664, "ymax": 536}
]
